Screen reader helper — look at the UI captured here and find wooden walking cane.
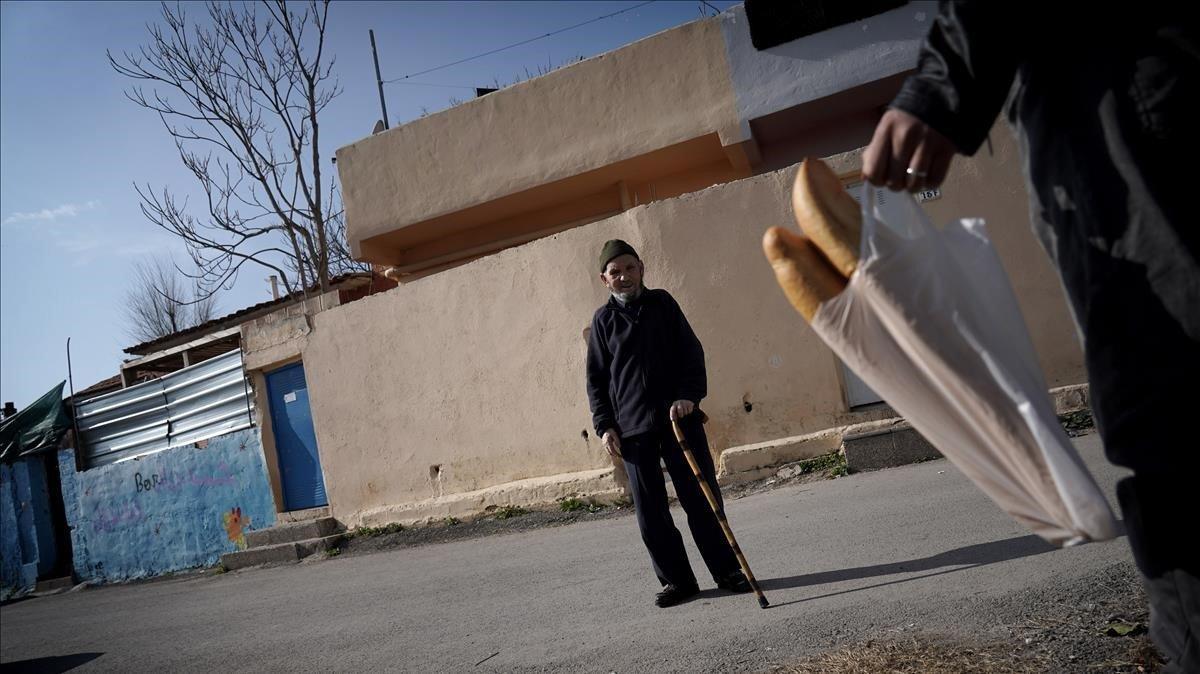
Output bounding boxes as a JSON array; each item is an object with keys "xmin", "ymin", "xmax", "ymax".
[{"xmin": 671, "ymin": 411, "xmax": 769, "ymax": 609}]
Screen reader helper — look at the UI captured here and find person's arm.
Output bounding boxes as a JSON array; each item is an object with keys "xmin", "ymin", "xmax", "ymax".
[
  {"xmin": 864, "ymin": 1, "xmax": 1024, "ymax": 191},
  {"xmin": 667, "ymin": 294, "xmax": 706, "ymax": 420},
  {"xmin": 585, "ymin": 315, "xmax": 621, "ymax": 457}
]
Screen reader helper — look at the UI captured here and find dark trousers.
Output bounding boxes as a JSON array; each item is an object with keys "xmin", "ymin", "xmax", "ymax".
[
  {"xmin": 1011, "ymin": 32, "xmax": 1200, "ymax": 671},
  {"xmin": 621, "ymin": 416, "xmax": 739, "ymax": 588}
]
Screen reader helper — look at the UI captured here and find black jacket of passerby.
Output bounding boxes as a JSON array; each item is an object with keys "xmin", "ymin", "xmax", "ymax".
[
  {"xmin": 889, "ymin": 8, "xmax": 1200, "ymax": 669},
  {"xmin": 586, "ymin": 288, "xmax": 706, "ymax": 439},
  {"xmin": 892, "ymin": 3, "xmax": 1195, "ymax": 166}
]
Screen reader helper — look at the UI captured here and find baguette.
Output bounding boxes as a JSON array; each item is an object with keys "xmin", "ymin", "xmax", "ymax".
[
  {"xmin": 762, "ymin": 226, "xmax": 847, "ymax": 321},
  {"xmin": 790, "ymin": 158, "xmax": 862, "ymax": 279}
]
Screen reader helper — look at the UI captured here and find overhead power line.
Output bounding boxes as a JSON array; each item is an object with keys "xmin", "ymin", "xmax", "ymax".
[
  {"xmin": 386, "ymin": 81, "xmax": 478, "ymax": 90},
  {"xmin": 383, "ymin": 0, "xmax": 657, "ymax": 84}
]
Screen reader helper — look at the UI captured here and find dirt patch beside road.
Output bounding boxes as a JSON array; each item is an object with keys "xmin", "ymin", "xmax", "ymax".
[{"xmin": 775, "ymin": 560, "xmax": 1162, "ymax": 674}]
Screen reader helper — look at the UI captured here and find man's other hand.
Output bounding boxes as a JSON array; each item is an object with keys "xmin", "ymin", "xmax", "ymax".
[{"xmin": 602, "ymin": 430, "xmax": 622, "ymax": 459}]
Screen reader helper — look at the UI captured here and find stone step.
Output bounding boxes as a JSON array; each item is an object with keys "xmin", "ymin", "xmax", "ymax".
[
  {"xmin": 276, "ymin": 506, "xmax": 331, "ymax": 525},
  {"xmin": 718, "ymin": 417, "xmax": 909, "ymax": 484},
  {"xmin": 841, "ymin": 423, "xmax": 941, "ymax": 473},
  {"xmin": 716, "ymin": 384, "xmax": 1090, "ymax": 482},
  {"xmin": 245, "ymin": 517, "xmax": 340, "ymax": 548},
  {"xmin": 718, "ymin": 427, "xmax": 844, "ymax": 485},
  {"xmin": 219, "ymin": 534, "xmax": 344, "ymax": 571},
  {"xmin": 836, "ymin": 384, "xmax": 1089, "ymax": 472}
]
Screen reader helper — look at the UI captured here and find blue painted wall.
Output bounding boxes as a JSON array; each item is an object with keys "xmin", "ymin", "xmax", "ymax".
[
  {"xmin": 1, "ymin": 457, "xmax": 57, "ymax": 598},
  {"xmin": 0, "ymin": 464, "xmax": 20, "ymax": 593},
  {"xmin": 58, "ymin": 428, "xmax": 276, "ymax": 582}
]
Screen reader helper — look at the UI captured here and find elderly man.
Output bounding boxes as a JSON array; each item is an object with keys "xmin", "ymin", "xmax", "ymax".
[{"xmin": 585, "ymin": 239, "xmax": 750, "ymax": 608}]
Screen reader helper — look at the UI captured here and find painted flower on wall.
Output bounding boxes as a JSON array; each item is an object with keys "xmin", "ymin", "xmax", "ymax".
[{"xmin": 223, "ymin": 506, "xmax": 249, "ymax": 550}]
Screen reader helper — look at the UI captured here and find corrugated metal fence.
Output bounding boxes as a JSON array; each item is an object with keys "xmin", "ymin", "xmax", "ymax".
[{"xmin": 73, "ymin": 349, "xmax": 255, "ymax": 468}]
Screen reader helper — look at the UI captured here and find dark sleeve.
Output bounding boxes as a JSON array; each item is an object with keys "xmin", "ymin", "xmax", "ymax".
[
  {"xmin": 585, "ymin": 313, "xmax": 618, "ymax": 436},
  {"xmin": 889, "ymin": 1, "xmax": 1024, "ymax": 156},
  {"xmin": 667, "ymin": 294, "xmax": 707, "ymax": 404}
]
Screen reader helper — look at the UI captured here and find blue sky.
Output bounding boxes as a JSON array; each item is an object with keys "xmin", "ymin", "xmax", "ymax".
[{"xmin": 0, "ymin": 0, "xmax": 738, "ymax": 409}]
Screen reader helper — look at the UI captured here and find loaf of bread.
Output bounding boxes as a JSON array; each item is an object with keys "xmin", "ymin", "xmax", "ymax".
[
  {"xmin": 790, "ymin": 158, "xmax": 862, "ymax": 279},
  {"xmin": 762, "ymin": 226, "xmax": 847, "ymax": 321},
  {"xmin": 762, "ymin": 158, "xmax": 862, "ymax": 321}
]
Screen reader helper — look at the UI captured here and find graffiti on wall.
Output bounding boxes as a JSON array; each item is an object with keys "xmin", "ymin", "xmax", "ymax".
[
  {"xmin": 59, "ymin": 428, "xmax": 276, "ymax": 581},
  {"xmin": 91, "ymin": 502, "xmax": 145, "ymax": 534},
  {"xmin": 133, "ymin": 464, "xmax": 237, "ymax": 494},
  {"xmin": 223, "ymin": 507, "xmax": 249, "ymax": 550}
]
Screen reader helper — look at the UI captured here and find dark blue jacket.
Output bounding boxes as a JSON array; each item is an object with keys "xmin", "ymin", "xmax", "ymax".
[{"xmin": 585, "ymin": 288, "xmax": 706, "ymax": 438}]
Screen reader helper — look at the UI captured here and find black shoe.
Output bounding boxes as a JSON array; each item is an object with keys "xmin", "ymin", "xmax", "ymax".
[
  {"xmin": 654, "ymin": 583, "xmax": 700, "ymax": 608},
  {"xmin": 717, "ymin": 571, "xmax": 752, "ymax": 593}
]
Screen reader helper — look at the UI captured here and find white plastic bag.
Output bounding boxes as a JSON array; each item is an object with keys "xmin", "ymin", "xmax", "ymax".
[{"xmin": 811, "ymin": 185, "xmax": 1118, "ymax": 546}]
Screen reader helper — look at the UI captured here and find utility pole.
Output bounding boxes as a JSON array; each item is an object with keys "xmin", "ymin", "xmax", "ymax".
[{"xmin": 370, "ymin": 29, "xmax": 390, "ymax": 130}]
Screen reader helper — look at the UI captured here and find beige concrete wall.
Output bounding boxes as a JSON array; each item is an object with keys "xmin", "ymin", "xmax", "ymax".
[
  {"xmin": 337, "ymin": 18, "xmax": 739, "ymax": 249},
  {"xmin": 302, "ymin": 125, "xmax": 1085, "ymax": 524}
]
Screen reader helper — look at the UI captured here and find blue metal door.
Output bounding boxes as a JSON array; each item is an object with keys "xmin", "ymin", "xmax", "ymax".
[{"xmin": 266, "ymin": 362, "xmax": 328, "ymax": 510}]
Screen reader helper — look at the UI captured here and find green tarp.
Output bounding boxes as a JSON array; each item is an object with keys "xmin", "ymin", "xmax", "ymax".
[{"xmin": 0, "ymin": 381, "xmax": 71, "ymax": 463}]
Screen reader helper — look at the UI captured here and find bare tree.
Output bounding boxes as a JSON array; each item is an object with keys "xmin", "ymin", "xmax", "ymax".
[
  {"xmin": 123, "ymin": 257, "xmax": 221, "ymax": 344},
  {"xmin": 109, "ymin": 0, "xmax": 365, "ymax": 300}
]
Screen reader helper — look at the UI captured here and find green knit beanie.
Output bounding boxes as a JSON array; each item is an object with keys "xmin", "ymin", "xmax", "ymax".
[{"xmin": 598, "ymin": 239, "xmax": 639, "ymax": 272}]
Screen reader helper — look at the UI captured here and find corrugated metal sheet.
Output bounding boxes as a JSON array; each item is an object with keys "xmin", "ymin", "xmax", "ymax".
[{"xmin": 74, "ymin": 349, "xmax": 254, "ymax": 468}]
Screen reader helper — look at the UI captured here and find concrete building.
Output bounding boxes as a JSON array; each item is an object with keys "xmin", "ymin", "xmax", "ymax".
[{"xmin": 269, "ymin": 2, "xmax": 1084, "ymax": 527}]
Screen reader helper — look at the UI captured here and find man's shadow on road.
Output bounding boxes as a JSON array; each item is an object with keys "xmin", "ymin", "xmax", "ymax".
[{"xmin": 737, "ymin": 525, "xmax": 1125, "ymax": 609}]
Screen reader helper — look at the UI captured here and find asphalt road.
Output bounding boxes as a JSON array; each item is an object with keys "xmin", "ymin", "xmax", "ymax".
[{"xmin": 1, "ymin": 433, "xmax": 1134, "ymax": 672}]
